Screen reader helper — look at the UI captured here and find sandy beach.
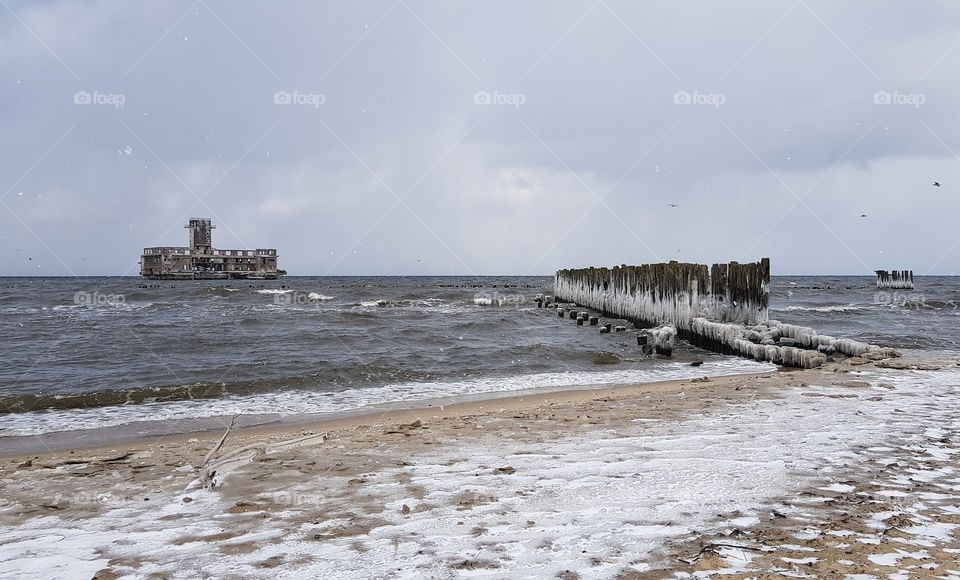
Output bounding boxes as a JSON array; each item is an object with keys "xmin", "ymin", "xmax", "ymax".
[{"xmin": 2, "ymin": 355, "xmax": 958, "ymax": 579}]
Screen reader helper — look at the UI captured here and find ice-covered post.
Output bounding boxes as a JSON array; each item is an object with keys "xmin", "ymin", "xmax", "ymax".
[{"xmin": 876, "ymin": 269, "xmax": 915, "ymax": 289}]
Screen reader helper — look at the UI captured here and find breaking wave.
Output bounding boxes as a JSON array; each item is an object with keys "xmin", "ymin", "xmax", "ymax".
[{"xmin": 776, "ymin": 304, "xmax": 866, "ymax": 313}]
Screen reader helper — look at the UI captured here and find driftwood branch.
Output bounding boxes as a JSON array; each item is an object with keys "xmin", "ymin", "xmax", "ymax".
[
  {"xmin": 199, "ymin": 419, "xmax": 328, "ymax": 490},
  {"xmin": 678, "ymin": 542, "xmax": 763, "ymax": 565}
]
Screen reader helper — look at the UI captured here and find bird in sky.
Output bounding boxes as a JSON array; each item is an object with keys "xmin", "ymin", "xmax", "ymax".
[
  {"xmin": 860, "ymin": 214, "xmax": 868, "ymax": 218},
  {"xmin": 667, "ymin": 203, "xmax": 678, "ymax": 208},
  {"xmin": 933, "ymin": 181, "xmax": 941, "ymax": 187}
]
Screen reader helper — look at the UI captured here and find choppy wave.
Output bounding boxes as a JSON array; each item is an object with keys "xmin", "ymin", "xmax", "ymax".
[
  {"xmin": 256, "ymin": 288, "xmax": 293, "ymax": 295},
  {"xmin": 776, "ymin": 304, "xmax": 866, "ymax": 313},
  {"xmin": 0, "ymin": 383, "xmax": 232, "ymax": 413},
  {"xmin": 355, "ymin": 298, "xmax": 455, "ymax": 309}
]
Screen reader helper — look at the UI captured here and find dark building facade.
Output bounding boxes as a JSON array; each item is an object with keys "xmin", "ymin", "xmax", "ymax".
[{"xmin": 140, "ymin": 219, "xmax": 283, "ymax": 279}]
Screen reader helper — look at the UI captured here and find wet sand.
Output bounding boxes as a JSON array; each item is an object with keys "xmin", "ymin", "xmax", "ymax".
[{"xmin": 1, "ymin": 356, "xmax": 958, "ymax": 578}]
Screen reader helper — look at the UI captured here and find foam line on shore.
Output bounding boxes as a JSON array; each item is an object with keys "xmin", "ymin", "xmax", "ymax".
[{"xmin": 0, "ymin": 360, "xmax": 774, "ymax": 437}]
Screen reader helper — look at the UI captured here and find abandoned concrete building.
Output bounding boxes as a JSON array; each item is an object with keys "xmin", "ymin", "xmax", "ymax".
[{"xmin": 140, "ymin": 219, "xmax": 284, "ymax": 280}]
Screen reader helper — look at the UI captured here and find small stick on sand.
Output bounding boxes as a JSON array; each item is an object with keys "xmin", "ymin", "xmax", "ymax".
[{"xmin": 201, "ymin": 415, "xmax": 238, "ymax": 489}]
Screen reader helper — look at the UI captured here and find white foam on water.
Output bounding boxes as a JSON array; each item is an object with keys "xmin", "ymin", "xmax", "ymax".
[
  {"xmin": 776, "ymin": 304, "xmax": 866, "ymax": 313},
  {"xmin": 305, "ymin": 292, "xmax": 334, "ymax": 301},
  {"xmin": 254, "ymin": 289, "xmax": 293, "ymax": 295},
  {"xmin": 0, "ymin": 360, "xmax": 775, "ymax": 436}
]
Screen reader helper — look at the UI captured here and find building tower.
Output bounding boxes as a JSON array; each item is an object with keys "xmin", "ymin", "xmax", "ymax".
[{"xmin": 186, "ymin": 218, "xmax": 214, "ymax": 255}]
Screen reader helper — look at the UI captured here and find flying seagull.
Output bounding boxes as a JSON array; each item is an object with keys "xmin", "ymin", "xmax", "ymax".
[
  {"xmin": 933, "ymin": 181, "xmax": 941, "ymax": 187},
  {"xmin": 667, "ymin": 203, "xmax": 678, "ymax": 208},
  {"xmin": 860, "ymin": 214, "xmax": 868, "ymax": 218}
]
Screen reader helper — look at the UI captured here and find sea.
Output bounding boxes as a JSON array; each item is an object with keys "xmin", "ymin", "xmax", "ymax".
[{"xmin": 0, "ymin": 276, "xmax": 957, "ymax": 442}]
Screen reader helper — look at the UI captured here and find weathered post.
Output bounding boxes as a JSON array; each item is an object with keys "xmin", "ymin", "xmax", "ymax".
[
  {"xmin": 876, "ymin": 269, "xmax": 915, "ymax": 289},
  {"xmin": 552, "ymin": 258, "xmax": 898, "ymax": 368}
]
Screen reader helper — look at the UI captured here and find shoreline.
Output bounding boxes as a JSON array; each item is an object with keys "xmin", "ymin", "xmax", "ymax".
[
  {"xmin": 0, "ymin": 368, "xmax": 778, "ymax": 460},
  {"xmin": 0, "ymin": 362, "xmax": 776, "ymax": 457}
]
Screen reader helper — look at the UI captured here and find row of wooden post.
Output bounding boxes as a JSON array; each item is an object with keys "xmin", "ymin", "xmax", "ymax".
[
  {"xmin": 549, "ymin": 259, "xmax": 898, "ymax": 368},
  {"xmin": 537, "ymin": 293, "xmax": 671, "ymax": 356}
]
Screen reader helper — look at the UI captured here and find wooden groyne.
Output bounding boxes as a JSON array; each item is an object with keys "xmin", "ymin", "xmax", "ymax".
[
  {"xmin": 554, "ymin": 259, "xmax": 769, "ymax": 329},
  {"xmin": 876, "ymin": 270, "xmax": 914, "ymax": 289},
  {"xmin": 554, "ymin": 259, "xmax": 899, "ymax": 369}
]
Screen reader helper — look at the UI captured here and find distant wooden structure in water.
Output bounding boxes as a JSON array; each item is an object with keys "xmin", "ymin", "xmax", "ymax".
[
  {"xmin": 553, "ymin": 258, "xmax": 898, "ymax": 368},
  {"xmin": 875, "ymin": 269, "xmax": 914, "ymax": 289},
  {"xmin": 140, "ymin": 218, "xmax": 284, "ymax": 280}
]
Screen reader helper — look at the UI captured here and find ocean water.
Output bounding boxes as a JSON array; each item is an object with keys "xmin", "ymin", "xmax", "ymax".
[{"xmin": 0, "ymin": 275, "xmax": 956, "ymax": 437}]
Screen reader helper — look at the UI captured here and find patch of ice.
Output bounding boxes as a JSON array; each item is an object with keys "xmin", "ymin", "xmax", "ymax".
[
  {"xmin": 867, "ymin": 549, "xmax": 927, "ymax": 567},
  {"xmin": 782, "ymin": 556, "xmax": 818, "ymax": 564},
  {"xmin": 819, "ymin": 482, "xmax": 855, "ymax": 493},
  {"xmin": 903, "ymin": 522, "xmax": 959, "ymax": 541},
  {"xmin": 726, "ymin": 515, "xmax": 760, "ymax": 528}
]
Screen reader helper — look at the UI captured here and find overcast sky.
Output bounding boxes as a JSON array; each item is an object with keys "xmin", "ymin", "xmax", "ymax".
[{"xmin": 1, "ymin": 1, "xmax": 958, "ymax": 276}]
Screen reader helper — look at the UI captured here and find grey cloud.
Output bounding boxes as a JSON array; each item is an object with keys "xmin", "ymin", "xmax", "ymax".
[{"xmin": 2, "ymin": 1, "xmax": 959, "ymax": 276}]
